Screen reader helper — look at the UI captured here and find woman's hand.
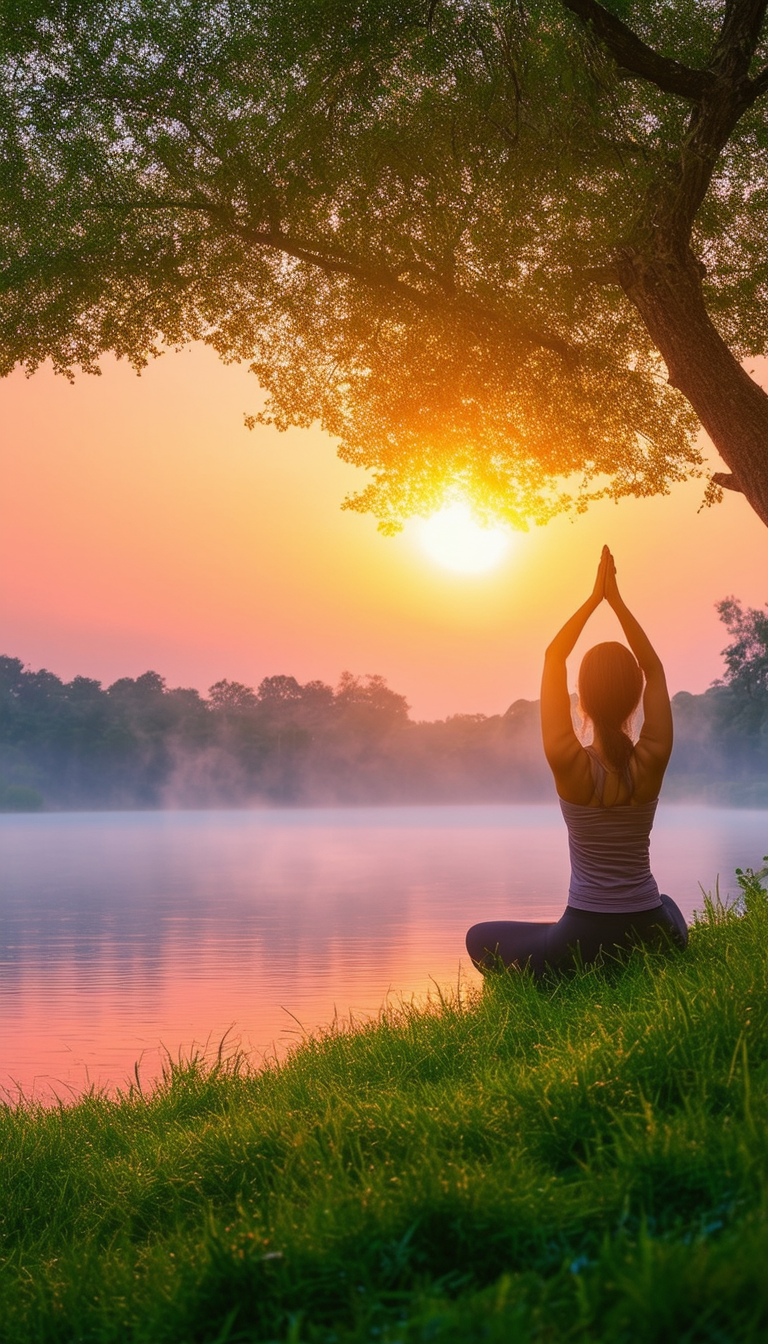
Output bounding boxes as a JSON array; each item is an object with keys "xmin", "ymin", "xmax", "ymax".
[
  {"xmin": 542, "ymin": 546, "xmax": 611, "ymax": 789},
  {"xmin": 603, "ymin": 546, "xmax": 621, "ymax": 609},
  {"xmin": 544, "ymin": 545, "xmax": 613, "ymax": 666},
  {"xmin": 589, "ymin": 545, "xmax": 610, "ymax": 608}
]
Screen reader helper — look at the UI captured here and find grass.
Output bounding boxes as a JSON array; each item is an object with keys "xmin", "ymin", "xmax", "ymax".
[{"xmin": 2, "ymin": 866, "xmax": 768, "ymax": 1344}]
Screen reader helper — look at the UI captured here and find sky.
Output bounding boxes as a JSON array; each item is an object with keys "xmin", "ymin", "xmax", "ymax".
[{"xmin": 2, "ymin": 344, "xmax": 767, "ymax": 721}]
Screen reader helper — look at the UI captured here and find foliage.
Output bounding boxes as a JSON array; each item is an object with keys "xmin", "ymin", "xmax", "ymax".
[
  {"xmin": 2, "ymin": 650, "xmax": 767, "ymax": 808},
  {"xmin": 208, "ymin": 680, "xmax": 259, "ymax": 711},
  {"xmin": 0, "ymin": 654, "xmax": 549, "ymax": 806},
  {"xmin": 5, "ymin": 2, "xmax": 768, "ymax": 528},
  {"xmin": 706, "ymin": 597, "xmax": 768, "ymax": 771},
  {"xmin": 715, "ymin": 597, "xmax": 768, "ymax": 698},
  {"xmin": 1, "ymin": 871, "xmax": 768, "ymax": 1341}
]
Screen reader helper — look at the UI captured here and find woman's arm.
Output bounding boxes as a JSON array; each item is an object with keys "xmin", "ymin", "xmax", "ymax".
[
  {"xmin": 603, "ymin": 551, "xmax": 673, "ymax": 774},
  {"xmin": 540, "ymin": 548, "xmax": 608, "ymax": 777}
]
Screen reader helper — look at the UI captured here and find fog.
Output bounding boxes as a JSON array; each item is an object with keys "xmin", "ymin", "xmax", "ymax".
[{"xmin": 1, "ymin": 657, "xmax": 766, "ymax": 811}]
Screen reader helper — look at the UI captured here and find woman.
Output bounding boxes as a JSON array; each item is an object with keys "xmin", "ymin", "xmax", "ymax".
[{"xmin": 466, "ymin": 546, "xmax": 688, "ymax": 976}]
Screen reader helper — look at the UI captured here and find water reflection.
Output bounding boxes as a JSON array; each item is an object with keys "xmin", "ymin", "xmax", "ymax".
[{"xmin": 1, "ymin": 806, "xmax": 765, "ymax": 1102}]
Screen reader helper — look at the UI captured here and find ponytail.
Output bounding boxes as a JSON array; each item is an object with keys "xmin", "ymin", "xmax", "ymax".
[{"xmin": 588, "ymin": 716, "xmax": 634, "ymax": 776}]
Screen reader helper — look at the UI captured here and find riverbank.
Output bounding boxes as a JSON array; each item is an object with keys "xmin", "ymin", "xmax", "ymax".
[{"xmin": 1, "ymin": 867, "xmax": 767, "ymax": 1344}]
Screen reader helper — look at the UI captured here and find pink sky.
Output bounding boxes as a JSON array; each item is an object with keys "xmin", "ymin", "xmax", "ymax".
[{"xmin": 2, "ymin": 345, "xmax": 767, "ymax": 720}]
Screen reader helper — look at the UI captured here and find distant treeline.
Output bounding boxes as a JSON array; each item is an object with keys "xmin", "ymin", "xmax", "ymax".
[
  {"xmin": 0, "ymin": 660, "xmax": 549, "ymax": 809},
  {"xmin": 1, "ymin": 635, "xmax": 767, "ymax": 811}
]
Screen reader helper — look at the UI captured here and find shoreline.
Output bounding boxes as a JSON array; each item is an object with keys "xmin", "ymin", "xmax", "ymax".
[
  {"xmin": 2, "ymin": 868, "xmax": 767, "ymax": 1341},
  {"xmin": 2, "ymin": 793, "xmax": 768, "ymax": 815}
]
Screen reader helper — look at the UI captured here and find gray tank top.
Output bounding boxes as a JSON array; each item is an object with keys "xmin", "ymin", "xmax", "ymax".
[{"xmin": 559, "ymin": 749, "xmax": 661, "ymax": 913}]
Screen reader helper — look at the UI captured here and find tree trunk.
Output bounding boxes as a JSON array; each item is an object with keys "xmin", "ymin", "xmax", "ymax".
[{"xmin": 619, "ymin": 248, "xmax": 768, "ymax": 529}]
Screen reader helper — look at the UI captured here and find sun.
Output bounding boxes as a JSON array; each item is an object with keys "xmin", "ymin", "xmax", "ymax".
[{"xmin": 419, "ymin": 503, "xmax": 511, "ymax": 574}]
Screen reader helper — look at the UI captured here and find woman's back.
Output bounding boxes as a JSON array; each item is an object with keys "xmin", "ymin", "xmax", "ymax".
[
  {"xmin": 555, "ymin": 735, "xmax": 669, "ymax": 809},
  {"xmin": 465, "ymin": 547, "xmax": 687, "ymax": 977},
  {"xmin": 559, "ymin": 745, "xmax": 662, "ymax": 911},
  {"xmin": 579, "ymin": 742, "xmax": 659, "ymax": 807},
  {"xmin": 541, "ymin": 551, "xmax": 672, "ymax": 810}
]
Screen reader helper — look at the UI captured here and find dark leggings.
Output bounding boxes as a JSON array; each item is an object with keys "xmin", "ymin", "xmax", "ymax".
[{"xmin": 466, "ymin": 894, "xmax": 688, "ymax": 978}]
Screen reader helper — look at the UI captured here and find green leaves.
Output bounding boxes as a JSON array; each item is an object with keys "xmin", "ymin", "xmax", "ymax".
[{"xmin": 1, "ymin": 1, "xmax": 766, "ymax": 524}]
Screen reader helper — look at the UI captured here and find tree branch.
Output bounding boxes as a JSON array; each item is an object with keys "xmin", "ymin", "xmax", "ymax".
[
  {"xmin": 604, "ymin": 2, "xmax": 768, "ymax": 257},
  {"xmin": 710, "ymin": 0, "xmax": 768, "ymax": 80},
  {"xmin": 711, "ymin": 471, "xmax": 743, "ymax": 492},
  {"xmin": 558, "ymin": 0, "xmax": 716, "ymax": 99},
  {"xmin": 91, "ymin": 193, "xmax": 579, "ymax": 360},
  {"xmin": 749, "ymin": 62, "xmax": 768, "ymax": 98},
  {"xmin": 218, "ymin": 216, "xmax": 579, "ymax": 359},
  {"xmin": 663, "ymin": 1, "xmax": 768, "ymax": 241}
]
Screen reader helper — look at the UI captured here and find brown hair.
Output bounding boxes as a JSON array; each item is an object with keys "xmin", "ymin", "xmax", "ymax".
[{"xmin": 578, "ymin": 642, "xmax": 644, "ymax": 775}]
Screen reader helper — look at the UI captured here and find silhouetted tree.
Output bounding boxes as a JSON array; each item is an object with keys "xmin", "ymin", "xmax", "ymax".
[
  {"xmin": 707, "ymin": 597, "xmax": 768, "ymax": 772},
  {"xmin": 3, "ymin": 3, "xmax": 768, "ymax": 527},
  {"xmin": 715, "ymin": 598, "xmax": 768, "ymax": 697},
  {"xmin": 299, "ymin": 680, "xmax": 336, "ymax": 711},
  {"xmin": 257, "ymin": 675, "xmax": 303, "ymax": 703},
  {"xmin": 336, "ymin": 672, "xmax": 410, "ymax": 727},
  {"xmin": 208, "ymin": 680, "xmax": 258, "ymax": 711},
  {"xmin": 710, "ymin": 599, "xmax": 768, "ymax": 768}
]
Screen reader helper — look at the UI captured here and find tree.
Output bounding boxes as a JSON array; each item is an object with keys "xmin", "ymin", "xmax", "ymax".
[
  {"xmin": 711, "ymin": 596, "xmax": 768, "ymax": 762},
  {"xmin": 714, "ymin": 597, "xmax": 768, "ymax": 696},
  {"xmin": 335, "ymin": 672, "xmax": 410, "ymax": 724},
  {"xmin": 2, "ymin": 2, "xmax": 768, "ymax": 528},
  {"xmin": 208, "ymin": 679, "xmax": 258, "ymax": 711},
  {"xmin": 108, "ymin": 672, "xmax": 166, "ymax": 701},
  {"xmin": 257, "ymin": 674, "xmax": 303, "ymax": 702}
]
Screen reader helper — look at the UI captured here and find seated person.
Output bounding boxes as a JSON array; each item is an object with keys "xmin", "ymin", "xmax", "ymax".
[{"xmin": 466, "ymin": 546, "xmax": 688, "ymax": 977}]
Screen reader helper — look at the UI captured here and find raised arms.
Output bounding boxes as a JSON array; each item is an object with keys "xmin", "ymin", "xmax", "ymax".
[
  {"xmin": 602, "ymin": 552, "xmax": 673, "ymax": 788},
  {"xmin": 540, "ymin": 547, "xmax": 672, "ymax": 803},
  {"xmin": 540, "ymin": 548, "xmax": 610, "ymax": 786}
]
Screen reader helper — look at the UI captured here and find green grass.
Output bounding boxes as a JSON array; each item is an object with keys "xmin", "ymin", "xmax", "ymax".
[{"xmin": 2, "ymin": 867, "xmax": 768, "ymax": 1344}]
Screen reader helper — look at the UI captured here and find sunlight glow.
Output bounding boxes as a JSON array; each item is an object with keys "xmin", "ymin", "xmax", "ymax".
[{"xmin": 420, "ymin": 503, "xmax": 511, "ymax": 574}]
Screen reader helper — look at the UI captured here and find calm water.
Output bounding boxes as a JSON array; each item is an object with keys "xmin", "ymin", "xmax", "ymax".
[{"xmin": 1, "ymin": 805, "xmax": 766, "ymax": 1102}]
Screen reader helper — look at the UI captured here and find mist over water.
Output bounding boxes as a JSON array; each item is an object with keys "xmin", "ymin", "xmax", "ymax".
[{"xmin": 1, "ymin": 805, "xmax": 766, "ymax": 1103}]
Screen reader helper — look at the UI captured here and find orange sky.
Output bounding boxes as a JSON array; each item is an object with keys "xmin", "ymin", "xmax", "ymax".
[{"xmin": 1, "ymin": 345, "xmax": 767, "ymax": 720}]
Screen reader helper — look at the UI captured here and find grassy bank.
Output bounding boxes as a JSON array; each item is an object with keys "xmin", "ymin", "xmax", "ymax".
[{"xmin": 2, "ymin": 869, "xmax": 768, "ymax": 1344}]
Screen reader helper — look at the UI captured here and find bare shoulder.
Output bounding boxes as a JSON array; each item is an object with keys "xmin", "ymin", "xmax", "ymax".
[
  {"xmin": 629, "ymin": 742, "xmax": 668, "ymax": 804},
  {"xmin": 550, "ymin": 744, "xmax": 596, "ymax": 806}
]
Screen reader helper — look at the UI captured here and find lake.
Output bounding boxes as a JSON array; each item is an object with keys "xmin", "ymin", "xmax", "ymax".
[{"xmin": 1, "ymin": 804, "xmax": 766, "ymax": 1103}]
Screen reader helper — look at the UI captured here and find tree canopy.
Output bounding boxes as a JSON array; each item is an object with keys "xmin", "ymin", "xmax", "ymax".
[{"xmin": 2, "ymin": 1, "xmax": 768, "ymax": 528}]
